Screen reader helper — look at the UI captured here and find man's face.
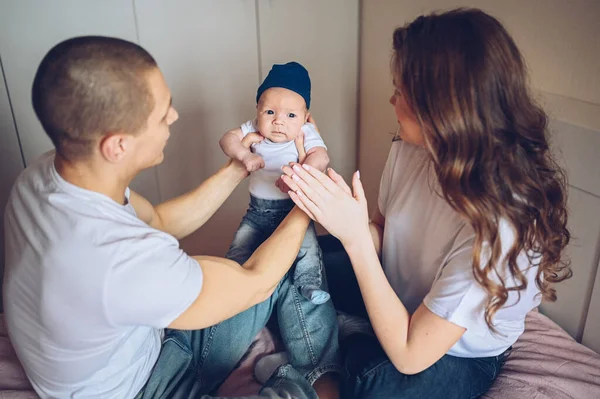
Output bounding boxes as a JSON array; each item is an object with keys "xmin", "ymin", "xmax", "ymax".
[
  {"xmin": 131, "ymin": 68, "xmax": 179, "ymax": 169},
  {"xmin": 256, "ymin": 88, "xmax": 307, "ymax": 143}
]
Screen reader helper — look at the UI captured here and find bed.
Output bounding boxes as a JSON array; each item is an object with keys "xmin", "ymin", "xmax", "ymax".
[
  {"xmin": 2, "ymin": 236, "xmax": 600, "ymax": 399},
  {"xmin": 1, "ymin": 308, "xmax": 599, "ymax": 398}
]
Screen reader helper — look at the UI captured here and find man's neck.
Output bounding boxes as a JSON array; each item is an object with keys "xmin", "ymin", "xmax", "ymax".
[{"xmin": 54, "ymin": 154, "xmax": 132, "ymax": 205}]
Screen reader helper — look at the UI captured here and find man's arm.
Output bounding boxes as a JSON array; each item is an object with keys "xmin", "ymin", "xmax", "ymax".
[
  {"xmin": 130, "ymin": 133, "xmax": 264, "ymax": 239},
  {"xmin": 168, "ymin": 207, "xmax": 311, "ymax": 330},
  {"xmin": 130, "ymin": 159, "xmax": 246, "ymax": 240}
]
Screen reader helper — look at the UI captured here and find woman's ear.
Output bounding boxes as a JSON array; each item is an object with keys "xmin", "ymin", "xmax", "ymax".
[{"xmin": 305, "ymin": 111, "xmax": 310, "ymax": 123}]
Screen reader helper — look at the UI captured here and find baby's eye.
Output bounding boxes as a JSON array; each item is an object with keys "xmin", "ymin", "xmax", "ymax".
[
  {"xmin": 288, "ymin": 113, "xmax": 296, "ymax": 118},
  {"xmin": 266, "ymin": 110, "xmax": 274, "ymax": 115}
]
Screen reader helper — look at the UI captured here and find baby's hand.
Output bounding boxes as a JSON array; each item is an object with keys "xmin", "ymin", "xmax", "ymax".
[
  {"xmin": 241, "ymin": 132, "xmax": 264, "ymax": 148},
  {"xmin": 295, "ymin": 130, "xmax": 307, "ymax": 163},
  {"xmin": 242, "ymin": 152, "xmax": 265, "ymax": 172}
]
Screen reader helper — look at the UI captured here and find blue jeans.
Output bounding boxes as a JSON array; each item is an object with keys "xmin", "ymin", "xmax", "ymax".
[
  {"xmin": 139, "ymin": 210, "xmax": 340, "ymax": 398},
  {"xmin": 318, "ymin": 235, "xmax": 507, "ymax": 399},
  {"xmin": 226, "ymin": 196, "xmax": 340, "ymax": 381},
  {"xmin": 140, "ymin": 273, "xmax": 337, "ymax": 398},
  {"xmin": 229, "ymin": 196, "xmax": 329, "ymax": 304},
  {"xmin": 138, "ymin": 277, "xmax": 324, "ymax": 399},
  {"xmin": 342, "ymin": 335, "xmax": 508, "ymax": 399}
]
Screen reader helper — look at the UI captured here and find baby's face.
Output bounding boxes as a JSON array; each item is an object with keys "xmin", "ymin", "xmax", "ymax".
[{"xmin": 256, "ymin": 88, "xmax": 307, "ymax": 143}]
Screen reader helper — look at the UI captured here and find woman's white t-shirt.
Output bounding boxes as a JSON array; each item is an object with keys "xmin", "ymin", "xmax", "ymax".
[{"xmin": 378, "ymin": 139, "xmax": 542, "ymax": 358}]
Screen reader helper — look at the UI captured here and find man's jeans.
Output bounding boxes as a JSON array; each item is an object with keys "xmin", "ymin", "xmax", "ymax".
[
  {"xmin": 139, "ymin": 212, "xmax": 340, "ymax": 398},
  {"xmin": 229, "ymin": 196, "xmax": 329, "ymax": 304},
  {"xmin": 225, "ymin": 196, "xmax": 340, "ymax": 381},
  {"xmin": 140, "ymin": 272, "xmax": 335, "ymax": 398}
]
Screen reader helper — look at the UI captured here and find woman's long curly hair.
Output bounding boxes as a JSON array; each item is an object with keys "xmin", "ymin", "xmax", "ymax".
[{"xmin": 392, "ymin": 8, "xmax": 572, "ymax": 329}]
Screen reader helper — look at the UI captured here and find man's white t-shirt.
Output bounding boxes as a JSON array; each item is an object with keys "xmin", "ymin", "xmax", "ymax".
[
  {"xmin": 3, "ymin": 152, "xmax": 203, "ymax": 398},
  {"xmin": 378, "ymin": 140, "xmax": 542, "ymax": 357},
  {"xmin": 241, "ymin": 120, "xmax": 326, "ymax": 200}
]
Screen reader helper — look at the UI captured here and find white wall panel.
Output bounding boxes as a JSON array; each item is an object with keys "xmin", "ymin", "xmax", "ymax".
[
  {"xmin": 257, "ymin": 0, "xmax": 359, "ymax": 182},
  {"xmin": 135, "ymin": 0, "xmax": 260, "ymax": 256},
  {"xmin": 0, "ymin": 0, "xmax": 161, "ymax": 203},
  {"xmin": 539, "ymin": 187, "xmax": 600, "ymax": 340},
  {"xmin": 0, "ymin": 59, "xmax": 25, "ymax": 310},
  {"xmin": 539, "ymin": 120, "xmax": 600, "ymax": 340},
  {"xmin": 583, "ymin": 256, "xmax": 600, "ymax": 354}
]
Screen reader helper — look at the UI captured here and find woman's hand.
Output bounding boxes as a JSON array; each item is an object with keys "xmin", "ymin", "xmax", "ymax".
[{"xmin": 281, "ymin": 163, "xmax": 370, "ymax": 246}]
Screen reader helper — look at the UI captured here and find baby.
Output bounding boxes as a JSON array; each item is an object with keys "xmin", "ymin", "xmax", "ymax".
[
  {"xmin": 220, "ymin": 61, "xmax": 331, "ymax": 305},
  {"xmin": 219, "ymin": 62, "xmax": 340, "ymax": 385}
]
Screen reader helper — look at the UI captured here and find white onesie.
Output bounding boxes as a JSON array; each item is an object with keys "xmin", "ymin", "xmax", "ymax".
[{"xmin": 240, "ymin": 120, "xmax": 327, "ymax": 200}]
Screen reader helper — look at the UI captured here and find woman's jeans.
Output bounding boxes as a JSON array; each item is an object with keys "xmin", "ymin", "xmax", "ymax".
[{"xmin": 318, "ymin": 234, "xmax": 508, "ymax": 399}]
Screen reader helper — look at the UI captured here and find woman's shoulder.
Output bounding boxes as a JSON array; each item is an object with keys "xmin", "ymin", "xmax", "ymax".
[
  {"xmin": 381, "ymin": 139, "xmax": 434, "ymax": 199},
  {"xmin": 439, "ymin": 218, "xmax": 538, "ymax": 291},
  {"xmin": 384, "ymin": 139, "xmax": 429, "ymax": 175}
]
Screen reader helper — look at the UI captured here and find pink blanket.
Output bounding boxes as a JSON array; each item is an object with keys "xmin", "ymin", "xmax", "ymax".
[
  {"xmin": 2, "ymin": 311, "xmax": 599, "ymax": 398},
  {"xmin": 483, "ymin": 310, "xmax": 600, "ymax": 398}
]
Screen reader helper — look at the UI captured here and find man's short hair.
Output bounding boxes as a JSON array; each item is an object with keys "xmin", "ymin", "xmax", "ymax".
[{"xmin": 32, "ymin": 36, "xmax": 158, "ymax": 161}]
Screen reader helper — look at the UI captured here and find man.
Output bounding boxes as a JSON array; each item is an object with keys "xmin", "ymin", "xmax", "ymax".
[{"xmin": 3, "ymin": 36, "xmax": 337, "ymax": 398}]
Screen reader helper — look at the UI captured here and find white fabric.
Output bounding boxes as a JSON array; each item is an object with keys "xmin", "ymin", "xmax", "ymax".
[
  {"xmin": 3, "ymin": 151, "xmax": 202, "ymax": 398},
  {"xmin": 241, "ymin": 120, "xmax": 326, "ymax": 200},
  {"xmin": 378, "ymin": 140, "xmax": 541, "ymax": 357}
]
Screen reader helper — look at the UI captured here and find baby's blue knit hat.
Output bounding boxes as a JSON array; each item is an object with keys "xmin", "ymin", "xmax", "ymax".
[{"xmin": 256, "ymin": 61, "xmax": 311, "ymax": 109}]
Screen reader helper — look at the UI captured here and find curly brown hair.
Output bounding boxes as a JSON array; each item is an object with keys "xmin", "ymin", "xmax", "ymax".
[{"xmin": 392, "ymin": 8, "xmax": 572, "ymax": 330}]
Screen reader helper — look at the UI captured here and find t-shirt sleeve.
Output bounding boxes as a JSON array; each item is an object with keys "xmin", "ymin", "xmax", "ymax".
[
  {"xmin": 301, "ymin": 123, "xmax": 327, "ymax": 152},
  {"xmin": 105, "ymin": 231, "xmax": 203, "ymax": 328},
  {"xmin": 422, "ymin": 224, "xmax": 490, "ymax": 335},
  {"xmin": 240, "ymin": 119, "xmax": 258, "ymax": 137},
  {"xmin": 377, "ymin": 143, "xmax": 399, "ymax": 217}
]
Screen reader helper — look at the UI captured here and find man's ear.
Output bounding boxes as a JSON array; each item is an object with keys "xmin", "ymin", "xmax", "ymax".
[{"xmin": 99, "ymin": 133, "xmax": 130, "ymax": 163}]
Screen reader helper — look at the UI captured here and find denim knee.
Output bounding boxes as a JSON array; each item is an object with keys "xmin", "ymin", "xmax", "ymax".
[
  {"xmin": 293, "ymin": 223, "xmax": 330, "ymax": 304},
  {"xmin": 226, "ymin": 219, "xmax": 269, "ymax": 265},
  {"xmin": 276, "ymin": 277, "xmax": 341, "ymax": 384}
]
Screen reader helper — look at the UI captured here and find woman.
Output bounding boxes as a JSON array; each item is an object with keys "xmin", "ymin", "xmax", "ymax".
[{"xmin": 281, "ymin": 8, "xmax": 571, "ymax": 399}]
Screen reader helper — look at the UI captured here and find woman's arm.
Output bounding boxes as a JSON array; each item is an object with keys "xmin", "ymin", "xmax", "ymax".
[
  {"xmin": 281, "ymin": 163, "xmax": 465, "ymax": 374},
  {"xmin": 370, "ymin": 207, "xmax": 385, "ymax": 258},
  {"xmin": 344, "ymin": 237, "xmax": 465, "ymax": 374}
]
